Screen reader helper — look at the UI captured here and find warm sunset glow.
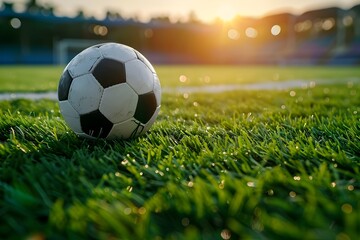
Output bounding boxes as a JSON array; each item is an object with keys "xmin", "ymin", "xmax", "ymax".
[
  {"xmin": 227, "ymin": 29, "xmax": 240, "ymax": 40},
  {"xmin": 216, "ymin": 5, "xmax": 237, "ymax": 23},
  {"xmin": 245, "ymin": 27, "xmax": 258, "ymax": 38},
  {"xmin": 36, "ymin": 0, "xmax": 360, "ymax": 23}
]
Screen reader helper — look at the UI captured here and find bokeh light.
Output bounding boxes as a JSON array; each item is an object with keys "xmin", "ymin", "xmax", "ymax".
[
  {"xmin": 93, "ymin": 25, "xmax": 108, "ymax": 36},
  {"xmin": 10, "ymin": 18, "xmax": 21, "ymax": 29},
  {"xmin": 245, "ymin": 27, "xmax": 258, "ymax": 38},
  {"xmin": 271, "ymin": 25, "xmax": 281, "ymax": 36},
  {"xmin": 322, "ymin": 18, "xmax": 335, "ymax": 31},
  {"xmin": 294, "ymin": 20, "xmax": 312, "ymax": 32},
  {"xmin": 342, "ymin": 15, "xmax": 353, "ymax": 26},
  {"xmin": 144, "ymin": 28, "xmax": 154, "ymax": 38},
  {"xmin": 227, "ymin": 29, "xmax": 240, "ymax": 40}
]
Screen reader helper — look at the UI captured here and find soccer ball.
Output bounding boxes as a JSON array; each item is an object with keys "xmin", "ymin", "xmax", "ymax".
[{"xmin": 57, "ymin": 42, "xmax": 161, "ymax": 139}]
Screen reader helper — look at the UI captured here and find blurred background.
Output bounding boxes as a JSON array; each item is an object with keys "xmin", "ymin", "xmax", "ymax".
[{"xmin": 1, "ymin": 0, "xmax": 360, "ymax": 65}]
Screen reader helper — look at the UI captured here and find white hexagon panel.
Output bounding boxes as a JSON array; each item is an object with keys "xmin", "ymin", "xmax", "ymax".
[
  {"xmin": 66, "ymin": 47, "xmax": 103, "ymax": 78},
  {"xmin": 68, "ymin": 74, "xmax": 104, "ymax": 114},
  {"xmin": 99, "ymin": 83, "xmax": 138, "ymax": 124},
  {"xmin": 58, "ymin": 101, "xmax": 83, "ymax": 134},
  {"xmin": 125, "ymin": 59, "xmax": 154, "ymax": 95},
  {"xmin": 153, "ymin": 74, "xmax": 161, "ymax": 106},
  {"xmin": 99, "ymin": 43, "xmax": 137, "ymax": 63}
]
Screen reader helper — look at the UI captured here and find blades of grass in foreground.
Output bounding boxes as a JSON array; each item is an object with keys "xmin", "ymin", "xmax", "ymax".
[{"xmin": 0, "ymin": 82, "xmax": 359, "ymax": 239}]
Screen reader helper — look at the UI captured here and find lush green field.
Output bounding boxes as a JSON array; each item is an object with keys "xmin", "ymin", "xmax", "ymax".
[
  {"xmin": 0, "ymin": 66, "xmax": 360, "ymax": 239},
  {"xmin": 1, "ymin": 65, "xmax": 360, "ymax": 91}
]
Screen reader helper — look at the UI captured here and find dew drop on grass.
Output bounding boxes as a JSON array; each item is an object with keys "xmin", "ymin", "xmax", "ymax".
[
  {"xmin": 293, "ymin": 176, "xmax": 301, "ymax": 181},
  {"xmin": 218, "ymin": 180, "xmax": 225, "ymax": 189},
  {"xmin": 247, "ymin": 182, "xmax": 255, "ymax": 187},
  {"xmin": 181, "ymin": 218, "xmax": 190, "ymax": 226},
  {"xmin": 341, "ymin": 204, "xmax": 353, "ymax": 214},
  {"xmin": 331, "ymin": 182, "xmax": 336, "ymax": 187},
  {"xmin": 290, "ymin": 91, "xmax": 296, "ymax": 97},
  {"xmin": 289, "ymin": 191, "xmax": 296, "ymax": 198},
  {"xmin": 221, "ymin": 229, "xmax": 231, "ymax": 240},
  {"xmin": 179, "ymin": 75, "xmax": 187, "ymax": 83},
  {"xmin": 138, "ymin": 207, "xmax": 146, "ymax": 215},
  {"xmin": 124, "ymin": 208, "xmax": 132, "ymax": 215}
]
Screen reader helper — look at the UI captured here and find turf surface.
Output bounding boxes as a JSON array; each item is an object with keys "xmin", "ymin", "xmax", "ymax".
[
  {"xmin": 1, "ymin": 65, "xmax": 360, "ymax": 91},
  {"xmin": 0, "ymin": 66, "xmax": 359, "ymax": 239}
]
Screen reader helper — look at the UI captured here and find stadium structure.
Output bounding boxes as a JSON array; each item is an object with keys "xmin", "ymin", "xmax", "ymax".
[{"xmin": 0, "ymin": 1, "xmax": 359, "ymax": 65}]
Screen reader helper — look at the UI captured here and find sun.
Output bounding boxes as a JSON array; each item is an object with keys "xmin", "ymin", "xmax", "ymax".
[{"xmin": 217, "ymin": 5, "xmax": 237, "ymax": 23}]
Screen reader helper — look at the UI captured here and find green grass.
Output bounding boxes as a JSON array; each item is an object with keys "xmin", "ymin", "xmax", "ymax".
[
  {"xmin": 0, "ymin": 65, "xmax": 62, "ymax": 92},
  {"xmin": 1, "ymin": 65, "xmax": 360, "ymax": 91},
  {"xmin": 0, "ymin": 66, "xmax": 360, "ymax": 239}
]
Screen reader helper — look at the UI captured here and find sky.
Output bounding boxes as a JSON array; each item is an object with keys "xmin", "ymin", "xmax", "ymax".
[{"xmin": 9, "ymin": 0, "xmax": 360, "ymax": 22}]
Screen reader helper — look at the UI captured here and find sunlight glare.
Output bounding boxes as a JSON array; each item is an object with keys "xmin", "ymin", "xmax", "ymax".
[
  {"xmin": 245, "ymin": 27, "xmax": 258, "ymax": 38},
  {"xmin": 217, "ymin": 5, "xmax": 237, "ymax": 22},
  {"xmin": 227, "ymin": 29, "xmax": 240, "ymax": 40}
]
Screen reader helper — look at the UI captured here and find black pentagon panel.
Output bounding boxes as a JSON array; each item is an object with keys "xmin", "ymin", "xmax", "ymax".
[
  {"xmin": 134, "ymin": 92, "xmax": 157, "ymax": 124},
  {"xmin": 92, "ymin": 58, "xmax": 126, "ymax": 88},
  {"xmin": 58, "ymin": 70, "xmax": 73, "ymax": 101},
  {"xmin": 80, "ymin": 110, "xmax": 113, "ymax": 138}
]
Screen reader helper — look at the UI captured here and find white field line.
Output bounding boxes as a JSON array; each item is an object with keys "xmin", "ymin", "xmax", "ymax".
[
  {"xmin": 0, "ymin": 78, "xmax": 359, "ymax": 101},
  {"xmin": 167, "ymin": 78, "xmax": 360, "ymax": 94}
]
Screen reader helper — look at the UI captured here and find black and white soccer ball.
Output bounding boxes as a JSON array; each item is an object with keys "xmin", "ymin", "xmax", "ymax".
[{"xmin": 57, "ymin": 43, "xmax": 161, "ymax": 139}]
